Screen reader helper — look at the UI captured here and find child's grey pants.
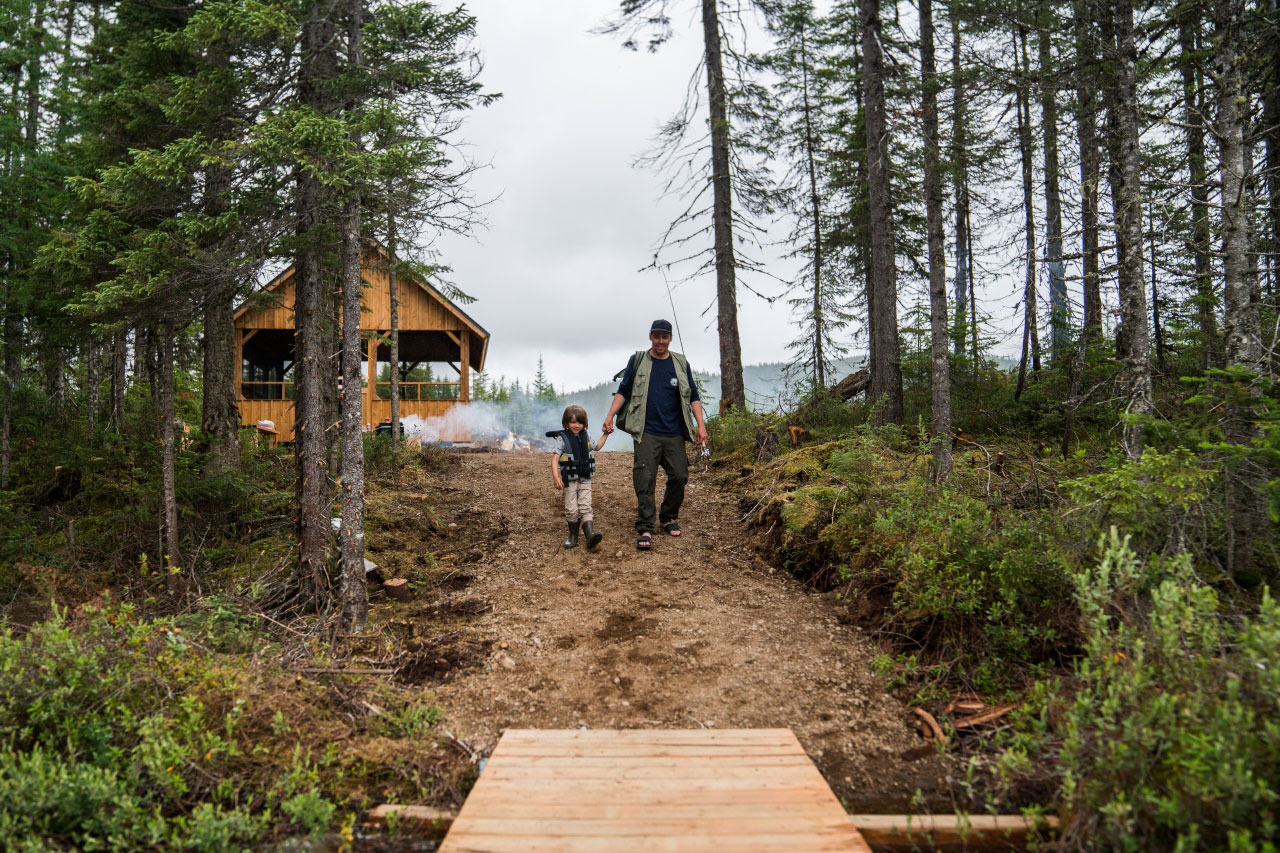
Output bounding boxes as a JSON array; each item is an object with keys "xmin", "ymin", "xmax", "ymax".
[{"xmin": 563, "ymin": 479, "xmax": 593, "ymax": 523}]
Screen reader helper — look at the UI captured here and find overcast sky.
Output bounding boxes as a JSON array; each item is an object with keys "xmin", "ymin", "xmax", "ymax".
[
  {"xmin": 426, "ymin": 1, "xmax": 1045, "ymax": 397},
  {"xmin": 430, "ymin": 0, "xmax": 805, "ymax": 394}
]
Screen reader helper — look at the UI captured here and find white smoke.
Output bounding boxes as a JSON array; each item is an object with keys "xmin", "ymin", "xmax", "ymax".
[{"xmin": 399, "ymin": 399, "xmax": 565, "ymax": 451}]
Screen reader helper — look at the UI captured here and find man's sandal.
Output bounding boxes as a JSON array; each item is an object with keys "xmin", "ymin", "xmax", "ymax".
[
  {"xmin": 636, "ymin": 532, "xmax": 653, "ymax": 551},
  {"xmin": 662, "ymin": 521, "xmax": 682, "ymax": 537}
]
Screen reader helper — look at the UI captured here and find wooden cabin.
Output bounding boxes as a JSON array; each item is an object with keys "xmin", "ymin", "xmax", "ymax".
[{"xmin": 234, "ymin": 244, "xmax": 489, "ymax": 442}]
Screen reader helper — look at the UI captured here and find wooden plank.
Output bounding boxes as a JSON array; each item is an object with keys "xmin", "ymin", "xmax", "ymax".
[
  {"xmin": 439, "ymin": 729, "xmax": 870, "ymax": 853},
  {"xmin": 442, "ymin": 833, "xmax": 863, "ymax": 853}
]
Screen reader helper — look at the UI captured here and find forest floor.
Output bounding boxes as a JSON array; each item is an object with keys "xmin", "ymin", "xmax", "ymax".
[{"xmin": 368, "ymin": 448, "xmax": 958, "ymax": 812}]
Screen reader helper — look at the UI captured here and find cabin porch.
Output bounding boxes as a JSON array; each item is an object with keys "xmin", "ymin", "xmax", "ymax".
[{"xmin": 237, "ymin": 328, "xmax": 475, "ymax": 443}]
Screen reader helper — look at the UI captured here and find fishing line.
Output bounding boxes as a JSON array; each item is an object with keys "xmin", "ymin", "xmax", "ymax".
[{"xmin": 661, "ymin": 267, "xmax": 687, "ymax": 355}]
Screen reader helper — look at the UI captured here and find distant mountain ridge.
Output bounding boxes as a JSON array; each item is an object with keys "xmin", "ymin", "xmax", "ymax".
[{"xmin": 561, "ymin": 357, "xmax": 869, "ymax": 451}]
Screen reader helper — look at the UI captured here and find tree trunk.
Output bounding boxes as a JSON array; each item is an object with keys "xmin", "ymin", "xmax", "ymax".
[
  {"xmin": 1038, "ymin": 2, "xmax": 1068, "ymax": 359},
  {"xmin": 701, "ymin": 0, "xmax": 745, "ymax": 413},
  {"xmin": 1150, "ymin": 212, "xmax": 1166, "ymax": 374},
  {"xmin": 291, "ymin": 3, "xmax": 337, "ymax": 610},
  {"xmin": 158, "ymin": 321, "xmax": 185, "ymax": 603},
  {"xmin": 86, "ymin": 338, "xmax": 99, "ymax": 438},
  {"xmin": 799, "ymin": 24, "xmax": 826, "ymax": 390},
  {"xmin": 861, "ymin": 0, "xmax": 903, "ymax": 424},
  {"xmin": 202, "ymin": 290, "xmax": 239, "ymax": 474},
  {"xmin": 44, "ymin": 346, "xmax": 65, "ymax": 410},
  {"xmin": 25, "ymin": 1, "xmax": 45, "ymax": 155},
  {"xmin": 1178, "ymin": 6, "xmax": 1217, "ymax": 367},
  {"xmin": 110, "ymin": 330, "xmax": 126, "ymax": 434},
  {"xmin": 950, "ymin": 0, "xmax": 970, "ymax": 357},
  {"xmin": 388, "ymin": 190, "xmax": 400, "ymax": 454},
  {"xmin": 1266, "ymin": 0, "xmax": 1280, "ymax": 304},
  {"xmin": 324, "ymin": 271, "xmax": 342, "ymax": 477},
  {"xmin": 201, "ymin": 163, "xmax": 240, "ymax": 474},
  {"xmin": 1014, "ymin": 24, "xmax": 1039, "ymax": 401},
  {"xmin": 1215, "ymin": 0, "xmax": 1264, "ymax": 583},
  {"xmin": 338, "ymin": 0, "xmax": 368, "ymax": 633},
  {"xmin": 1, "ymin": 289, "xmax": 15, "ymax": 490},
  {"xmin": 1102, "ymin": 0, "xmax": 1152, "ymax": 460},
  {"xmin": 921, "ymin": 0, "xmax": 952, "ymax": 481},
  {"xmin": 968, "ymin": 203, "xmax": 978, "ymax": 362},
  {"xmin": 1076, "ymin": 0, "xmax": 1102, "ymax": 332}
]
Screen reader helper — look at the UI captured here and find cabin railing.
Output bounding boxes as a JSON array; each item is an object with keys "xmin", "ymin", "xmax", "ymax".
[
  {"xmin": 239, "ymin": 381, "xmax": 461, "ymax": 403},
  {"xmin": 375, "ymin": 382, "xmax": 460, "ymax": 402}
]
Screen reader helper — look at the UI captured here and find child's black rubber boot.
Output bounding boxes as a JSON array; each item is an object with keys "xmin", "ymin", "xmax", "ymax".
[
  {"xmin": 564, "ymin": 520, "xmax": 580, "ymax": 548},
  {"xmin": 583, "ymin": 521, "xmax": 602, "ymax": 549}
]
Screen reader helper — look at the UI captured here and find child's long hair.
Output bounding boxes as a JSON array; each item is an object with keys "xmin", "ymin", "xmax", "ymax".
[{"xmin": 562, "ymin": 404, "xmax": 588, "ymax": 429}]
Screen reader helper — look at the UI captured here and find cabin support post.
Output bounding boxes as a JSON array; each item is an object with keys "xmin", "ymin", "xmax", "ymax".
[
  {"xmin": 366, "ymin": 333, "xmax": 378, "ymax": 430},
  {"xmin": 459, "ymin": 329, "xmax": 470, "ymax": 402},
  {"xmin": 234, "ymin": 329, "xmax": 244, "ymax": 401}
]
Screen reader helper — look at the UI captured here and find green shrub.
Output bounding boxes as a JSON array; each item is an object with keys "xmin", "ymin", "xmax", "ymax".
[
  {"xmin": 708, "ymin": 407, "xmax": 774, "ymax": 456},
  {"xmin": 761, "ymin": 433, "xmax": 1075, "ymax": 687},
  {"xmin": 0, "ymin": 602, "xmax": 340, "ymax": 850},
  {"xmin": 1057, "ymin": 531, "xmax": 1280, "ymax": 850},
  {"xmin": 1064, "ymin": 449, "xmax": 1217, "ymax": 561}
]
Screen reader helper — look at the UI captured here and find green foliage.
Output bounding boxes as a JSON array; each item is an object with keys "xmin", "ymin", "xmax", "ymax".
[
  {"xmin": 748, "ymin": 429, "xmax": 1075, "ymax": 691},
  {"xmin": 0, "ymin": 602, "xmax": 335, "ymax": 850},
  {"xmin": 1064, "ymin": 449, "xmax": 1217, "ymax": 557},
  {"xmin": 379, "ymin": 702, "xmax": 443, "ymax": 740},
  {"xmin": 708, "ymin": 406, "xmax": 774, "ymax": 455},
  {"xmin": 1057, "ymin": 532, "xmax": 1280, "ymax": 850}
]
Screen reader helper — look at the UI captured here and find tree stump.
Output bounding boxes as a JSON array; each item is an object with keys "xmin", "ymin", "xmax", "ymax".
[
  {"xmin": 755, "ymin": 428, "xmax": 779, "ymax": 463},
  {"xmin": 382, "ymin": 578, "xmax": 412, "ymax": 602}
]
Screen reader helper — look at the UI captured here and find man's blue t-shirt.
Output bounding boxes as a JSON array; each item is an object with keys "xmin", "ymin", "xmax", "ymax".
[{"xmin": 616, "ymin": 353, "xmax": 701, "ymax": 438}]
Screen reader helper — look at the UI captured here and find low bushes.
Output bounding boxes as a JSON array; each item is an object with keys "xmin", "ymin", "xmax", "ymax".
[
  {"xmin": 714, "ymin": 401, "xmax": 1280, "ymax": 846},
  {"xmin": 1056, "ymin": 533, "xmax": 1280, "ymax": 850},
  {"xmin": 729, "ymin": 425, "xmax": 1076, "ymax": 690},
  {"xmin": 0, "ymin": 598, "xmax": 456, "ymax": 851},
  {"xmin": 0, "ymin": 602, "xmax": 340, "ymax": 850}
]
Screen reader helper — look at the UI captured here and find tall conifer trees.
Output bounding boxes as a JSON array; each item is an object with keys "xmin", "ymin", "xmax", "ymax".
[
  {"xmin": 1101, "ymin": 0, "xmax": 1153, "ymax": 459},
  {"xmin": 860, "ymin": 0, "xmax": 903, "ymax": 424},
  {"xmin": 920, "ymin": 0, "xmax": 952, "ymax": 478}
]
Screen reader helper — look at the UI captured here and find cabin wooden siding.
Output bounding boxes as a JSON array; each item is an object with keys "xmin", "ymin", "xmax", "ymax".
[{"xmin": 234, "ymin": 248, "xmax": 487, "ymax": 443}]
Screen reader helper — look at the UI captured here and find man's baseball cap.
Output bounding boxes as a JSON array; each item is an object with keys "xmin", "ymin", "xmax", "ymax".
[{"xmin": 650, "ymin": 319, "xmax": 673, "ymax": 334}]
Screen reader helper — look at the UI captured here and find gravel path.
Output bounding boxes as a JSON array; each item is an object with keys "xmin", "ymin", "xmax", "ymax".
[{"xmin": 426, "ymin": 450, "xmax": 955, "ymax": 809}]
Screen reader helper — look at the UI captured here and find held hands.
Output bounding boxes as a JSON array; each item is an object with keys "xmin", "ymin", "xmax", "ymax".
[{"xmin": 602, "ymin": 416, "xmax": 615, "ymax": 435}]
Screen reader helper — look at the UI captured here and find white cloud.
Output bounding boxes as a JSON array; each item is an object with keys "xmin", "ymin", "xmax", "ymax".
[{"xmin": 431, "ymin": 0, "xmax": 802, "ymax": 393}]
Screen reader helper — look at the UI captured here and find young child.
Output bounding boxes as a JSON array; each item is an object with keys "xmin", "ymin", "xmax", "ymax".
[{"xmin": 550, "ymin": 404, "xmax": 609, "ymax": 549}]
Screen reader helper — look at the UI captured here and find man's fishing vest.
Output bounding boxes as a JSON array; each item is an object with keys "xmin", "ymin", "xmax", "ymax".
[
  {"xmin": 621, "ymin": 350, "xmax": 697, "ymax": 442},
  {"xmin": 554, "ymin": 430, "xmax": 596, "ymax": 481}
]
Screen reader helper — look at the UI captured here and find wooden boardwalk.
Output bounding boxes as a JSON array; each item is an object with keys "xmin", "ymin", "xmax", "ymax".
[{"xmin": 438, "ymin": 728, "xmax": 871, "ymax": 852}]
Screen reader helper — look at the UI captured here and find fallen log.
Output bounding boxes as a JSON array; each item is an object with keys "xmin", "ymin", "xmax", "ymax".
[
  {"xmin": 830, "ymin": 367, "xmax": 871, "ymax": 401},
  {"xmin": 849, "ymin": 813, "xmax": 1059, "ymax": 851},
  {"xmin": 950, "ymin": 703, "xmax": 1017, "ymax": 729},
  {"xmin": 365, "ymin": 804, "xmax": 454, "ymax": 835}
]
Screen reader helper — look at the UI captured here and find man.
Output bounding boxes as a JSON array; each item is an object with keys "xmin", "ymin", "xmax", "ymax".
[{"xmin": 602, "ymin": 320, "xmax": 708, "ymax": 551}]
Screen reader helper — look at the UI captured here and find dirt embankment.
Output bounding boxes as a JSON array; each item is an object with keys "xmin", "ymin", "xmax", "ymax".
[{"xmin": 382, "ymin": 450, "xmax": 957, "ymax": 810}]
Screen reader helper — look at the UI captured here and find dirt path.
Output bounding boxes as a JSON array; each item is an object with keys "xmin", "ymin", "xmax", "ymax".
[{"xmin": 419, "ymin": 450, "xmax": 954, "ymax": 809}]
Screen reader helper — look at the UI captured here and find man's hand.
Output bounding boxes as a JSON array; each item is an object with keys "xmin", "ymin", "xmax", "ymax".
[
  {"xmin": 602, "ymin": 416, "xmax": 615, "ymax": 434},
  {"xmin": 696, "ymin": 424, "xmax": 708, "ymax": 446}
]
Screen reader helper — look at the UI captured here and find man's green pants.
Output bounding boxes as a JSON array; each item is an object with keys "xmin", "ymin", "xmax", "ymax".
[{"xmin": 632, "ymin": 434, "xmax": 688, "ymax": 534}]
